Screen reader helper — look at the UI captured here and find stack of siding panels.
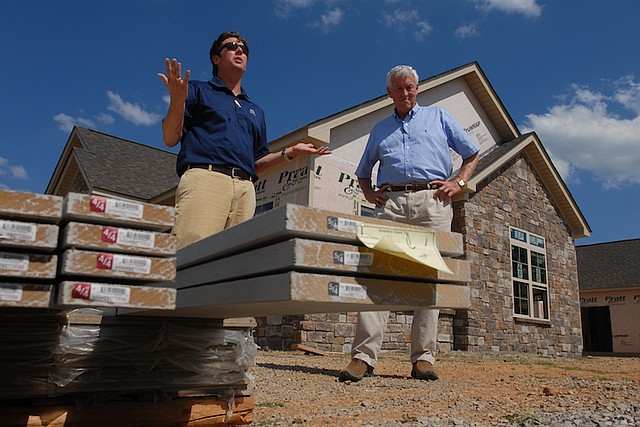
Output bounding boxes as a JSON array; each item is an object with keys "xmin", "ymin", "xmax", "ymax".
[
  {"xmin": 135, "ymin": 204, "xmax": 471, "ymax": 319},
  {"xmin": 0, "ymin": 191, "xmax": 254, "ymax": 424},
  {"xmin": 0, "ymin": 189, "xmax": 62, "ymax": 308},
  {"xmin": 57, "ymin": 193, "xmax": 177, "ymax": 310}
]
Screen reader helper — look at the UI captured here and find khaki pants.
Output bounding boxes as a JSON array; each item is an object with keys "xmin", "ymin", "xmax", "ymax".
[
  {"xmin": 352, "ymin": 189, "xmax": 452, "ymax": 367},
  {"xmin": 172, "ymin": 168, "xmax": 256, "ymax": 249}
]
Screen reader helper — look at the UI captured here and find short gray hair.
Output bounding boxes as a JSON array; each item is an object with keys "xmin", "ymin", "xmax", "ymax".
[{"xmin": 386, "ymin": 65, "xmax": 419, "ymax": 88}]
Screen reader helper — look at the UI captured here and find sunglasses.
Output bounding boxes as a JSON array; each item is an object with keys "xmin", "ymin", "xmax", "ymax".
[{"xmin": 219, "ymin": 41, "xmax": 249, "ymax": 56}]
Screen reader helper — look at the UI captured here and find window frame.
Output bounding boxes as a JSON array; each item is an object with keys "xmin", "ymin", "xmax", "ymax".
[{"xmin": 509, "ymin": 226, "xmax": 550, "ymax": 322}]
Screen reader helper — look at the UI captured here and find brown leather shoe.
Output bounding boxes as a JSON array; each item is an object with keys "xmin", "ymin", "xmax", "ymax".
[
  {"xmin": 411, "ymin": 360, "xmax": 439, "ymax": 381},
  {"xmin": 338, "ymin": 358, "xmax": 374, "ymax": 382}
]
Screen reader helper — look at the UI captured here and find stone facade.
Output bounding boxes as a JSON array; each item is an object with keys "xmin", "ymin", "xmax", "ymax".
[
  {"xmin": 255, "ymin": 152, "xmax": 584, "ymax": 357},
  {"xmin": 453, "ymin": 153, "xmax": 583, "ymax": 356},
  {"xmin": 256, "ymin": 310, "xmax": 456, "ymax": 355}
]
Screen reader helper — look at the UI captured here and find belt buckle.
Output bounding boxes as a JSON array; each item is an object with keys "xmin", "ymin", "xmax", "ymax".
[
  {"xmin": 404, "ymin": 183, "xmax": 413, "ymax": 191},
  {"xmin": 230, "ymin": 167, "xmax": 243, "ymax": 179}
]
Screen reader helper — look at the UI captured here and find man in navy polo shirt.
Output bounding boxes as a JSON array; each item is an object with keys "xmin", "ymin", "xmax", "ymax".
[{"xmin": 159, "ymin": 31, "xmax": 329, "ymax": 248}]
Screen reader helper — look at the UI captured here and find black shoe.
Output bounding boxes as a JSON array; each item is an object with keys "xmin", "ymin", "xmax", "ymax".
[
  {"xmin": 411, "ymin": 360, "xmax": 439, "ymax": 381},
  {"xmin": 338, "ymin": 359, "xmax": 374, "ymax": 382}
]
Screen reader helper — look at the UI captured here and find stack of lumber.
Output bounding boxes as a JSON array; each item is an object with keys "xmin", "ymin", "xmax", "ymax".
[
  {"xmin": 0, "ymin": 190, "xmax": 255, "ymax": 426},
  {"xmin": 57, "ymin": 192, "xmax": 177, "ymax": 310},
  {"xmin": 0, "ymin": 190, "xmax": 178, "ymax": 310},
  {"xmin": 0, "ymin": 190, "xmax": 63, "ymax": 308},
  {"xmin": 134, "ymin": 203, "xmax": 471, "ymax": 319}
]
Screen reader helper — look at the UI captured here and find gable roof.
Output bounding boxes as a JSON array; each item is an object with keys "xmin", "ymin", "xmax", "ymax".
[
  {"xmin": 270, "ymin": 62, "xmax": 518, "ymax": 151},
  {"xmin": 46, "ymin": 127, "xmax": 178, "ymax": 204},
  {"xmin": 577, "ymin": 239, "xmax": 640, "ymax": 290}
]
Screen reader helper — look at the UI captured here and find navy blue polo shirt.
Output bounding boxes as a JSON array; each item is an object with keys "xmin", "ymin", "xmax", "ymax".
[{"xmin": 175, "ymin": 77, "xmax": 269, "ymax": 179}]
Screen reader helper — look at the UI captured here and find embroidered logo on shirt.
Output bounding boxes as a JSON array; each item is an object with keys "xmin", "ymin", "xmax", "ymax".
[{"xmin": 249, "ymin": 108, "xmax": 256, "ymax": 116}]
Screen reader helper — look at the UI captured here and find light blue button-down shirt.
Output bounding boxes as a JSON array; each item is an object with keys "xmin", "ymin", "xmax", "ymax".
[{"xmin": 356, "ymin": 104, "xmax": 480, "ymax": 187}]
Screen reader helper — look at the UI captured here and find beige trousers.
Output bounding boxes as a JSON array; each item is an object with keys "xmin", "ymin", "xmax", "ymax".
[
  {"xmin": 172, "ymin": 168, "xmax": 256, "ymax": 249},
  {"xmin": 352, "ymin": 189, "xmax": 453, "ymax": 367}
]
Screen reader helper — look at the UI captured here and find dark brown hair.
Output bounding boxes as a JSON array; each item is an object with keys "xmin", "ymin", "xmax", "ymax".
[{"xmin": 209, "ymin": 31, "xmax": 249, "ymax": 76}]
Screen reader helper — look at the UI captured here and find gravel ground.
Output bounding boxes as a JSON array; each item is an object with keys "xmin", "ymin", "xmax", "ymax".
[{"xmin": 250, "ymin": 350, "xmax": 640, "ymax": 426}]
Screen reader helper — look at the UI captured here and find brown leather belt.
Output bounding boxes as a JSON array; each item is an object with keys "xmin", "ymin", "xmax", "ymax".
[
  {"xmin": 185, "ymin": 164, "xmax": 253, "ymax": 181},
  {"xmin": 385, "ymin": 182, "xmax": 441, "ymax": 192}
]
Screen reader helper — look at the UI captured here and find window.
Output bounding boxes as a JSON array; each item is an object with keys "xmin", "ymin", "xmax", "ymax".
[{"xmin": 509, "ymin": 227, "xmax": 549, "ymax": 321}]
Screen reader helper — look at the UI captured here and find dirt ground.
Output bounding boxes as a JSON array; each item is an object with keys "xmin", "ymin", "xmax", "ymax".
[{"xmin": 251, "ymin": 350, "xmax": 640, "ymax": 426}]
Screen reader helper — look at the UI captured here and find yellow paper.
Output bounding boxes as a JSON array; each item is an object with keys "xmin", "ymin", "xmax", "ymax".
[{"xmin": 356, "ymin": 223, "xmax": 453, "ymax": 274}]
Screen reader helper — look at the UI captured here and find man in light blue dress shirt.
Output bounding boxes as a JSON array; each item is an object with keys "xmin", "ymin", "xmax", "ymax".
[{"xmin": 339, "ymin": 65, "xmax": 480, "ymax": 382}]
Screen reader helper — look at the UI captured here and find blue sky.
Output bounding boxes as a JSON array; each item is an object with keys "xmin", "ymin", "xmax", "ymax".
[{"xmin": 1, "ymin": 0, "xmax": 638, "ymax": 246}]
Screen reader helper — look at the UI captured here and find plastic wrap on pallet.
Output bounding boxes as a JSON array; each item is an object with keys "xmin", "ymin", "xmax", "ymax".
[
  {"xmin": 0, "ymin": 312, "xmax": 61, "ymax": 399},
  {"xmin": 51, "ymin": 310, "xmax": 258, "ymax": 394}
]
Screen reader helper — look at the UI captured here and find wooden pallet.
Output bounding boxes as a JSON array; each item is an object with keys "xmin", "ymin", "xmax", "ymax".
[{"xmin": 3, "ymin": 395, "xmax": 253, "ymax": 427}]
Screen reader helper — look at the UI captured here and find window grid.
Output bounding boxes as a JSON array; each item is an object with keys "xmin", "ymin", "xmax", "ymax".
[{"xmin": 510, "ymin": 227, "xmax": 549, "ymax": 320}]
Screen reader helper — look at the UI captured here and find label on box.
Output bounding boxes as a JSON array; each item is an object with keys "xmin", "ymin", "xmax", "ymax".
[
  {"xmin": 0, "ymin": 284, "xmax": 23, "ymax": 301},
  {"xmin": 101, "ymin": 226, "xmax": 155, "ymax": 248},
  {"xmin": 96, "ymin": 253, "xmax": 152, "ymax": 274},
  {"xmin": 0, "ymin": 253, "xmax": 29, "ymax": 271},
  {"xmin": 327, "ymin": 216, "xmax": 358, "ymax": 233},
  {"xmin": 328, "ymin": 281, "xmax": 367, "ymax": 299},
  {"xmin": 0, "ymin": 220, "xmax": 37, "ymax": 241},
  {"xmin": 333, "ymin": 251, "xmax": 374, "ymax": 266},
  {"xmin": 90, "ymin": 195, "xmax": 143, "ymax": 219},
  {"xmin": 71, "ymin": 282, "xmax": 131, "ymax": 304}
]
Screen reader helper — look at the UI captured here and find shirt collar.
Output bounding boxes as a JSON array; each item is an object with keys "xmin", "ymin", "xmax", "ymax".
[
  {"xmin": 393, "ymin": 103, "xmax": 420, "ymax": 122},
  {"xmin": 208, "ymin": 76, "xmax": 250, "ymax": 99}
]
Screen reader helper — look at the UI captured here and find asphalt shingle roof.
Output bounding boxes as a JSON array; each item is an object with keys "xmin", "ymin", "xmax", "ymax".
[
  {"xmin": 74, "ymin": 127, "xmax": 178, "ymax": 201},
  {"xmin": 576, "ymin": 239, "xmax": 640, "ymax": 290}
]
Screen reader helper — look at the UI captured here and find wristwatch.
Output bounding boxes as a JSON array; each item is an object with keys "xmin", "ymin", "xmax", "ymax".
[
  {"xmin": 455, "ymin": 178, "xmax": 466, "ymax": 188},
  {"xmin": 281, "ymin": 147, "xmax": 294, "ymax": 162}
]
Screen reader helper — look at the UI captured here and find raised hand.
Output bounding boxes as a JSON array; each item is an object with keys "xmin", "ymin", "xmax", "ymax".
[{"xmin": 158, "ymin": 58, "xmax": 190, "ymax": 104}]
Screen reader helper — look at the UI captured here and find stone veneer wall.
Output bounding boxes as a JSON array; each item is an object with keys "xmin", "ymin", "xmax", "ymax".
[
  {"xmin": 255, "ymin": 153, "xmax": 583, "ymax": 357},
  {"xmin": 256, "ymin": 310, "xmax": 455, "ymax": 354},
  {"xmin": 452, "ymin": 154, "xmax": 583, "ymax": 356}
]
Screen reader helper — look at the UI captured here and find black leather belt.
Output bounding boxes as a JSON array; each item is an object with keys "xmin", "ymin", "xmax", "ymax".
[
  {"xmin": 385, "ymin": 182, "xmax": 441, "ymax": 192},
  {"xmin": 184, "ymin": 164, "xmax": 253, "ymax": 181}
]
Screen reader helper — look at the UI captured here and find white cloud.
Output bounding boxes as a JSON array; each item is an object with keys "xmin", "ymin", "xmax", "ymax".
[
  {"xmin": 10, "ymin": 165, "xmax": 28, "ymax": 180},
  {"xmin": 106, "ymin": 91, "xmax": 162, "ymax": 126},
  {"xmin": 473, "ymin": 0, "xmax": 542, "ymax": 18},
  {"xmin": 455, "ymin": 24, "xmax": 479, "ymax": 38},
  {"xmin": 382, "ymin": 9, "xmax": 419, "ymax": 26},
  {"xmin": 96, "ymin": 113, "xmax": 115, "ymax": 125},
  {"xmin": 414, "ymin": 21, "xmax": 433, "ymax": 41},
  {"xmin": 311, "ymin": 7, "xmax": 343, "ymax": 32},
  {"xmin": 275, "ymin": 0, "xmax": 315, "ymax": 18},
  {"xmin": 0, "ymin": 157, "xmax": 28, "ymax": 181},
  {"xmin": 521, "ymin": 77, "xmax": 640, "ymax": 189},
  {"xmin": 53, "ymin": 112, "xmax": 96, "ymax": 133},
  {"xmin": 321, "ymin": 7, "xmax": 343, "ymax": 29},
  {"xmin": 381, "ymin": 9, "xmax": 432, "ymax": 40},
  {"xmin": 613, "ymin": 75, "xmax": 640, "ymax": 115}
]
